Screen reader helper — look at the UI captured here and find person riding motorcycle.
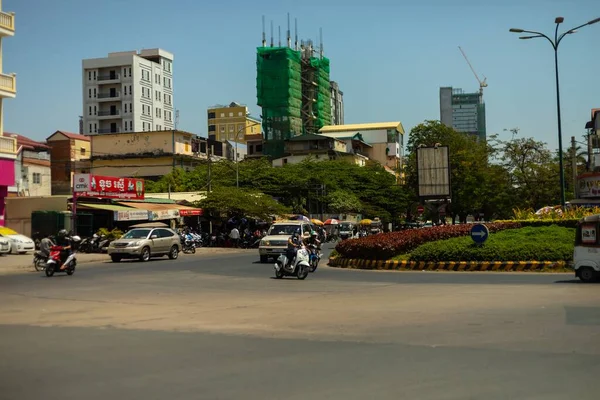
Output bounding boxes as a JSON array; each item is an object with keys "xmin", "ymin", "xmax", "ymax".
[
  {"xmin": 307, "ymin": 231, "xmax": 321, "ymax": 250},
  {"xmin": 285, "ymin": 229, "xmax": 302, "ymax": 268},
  {"xmin": 55, "ymin": 229, "xmax": 72, "ymax": 270}
]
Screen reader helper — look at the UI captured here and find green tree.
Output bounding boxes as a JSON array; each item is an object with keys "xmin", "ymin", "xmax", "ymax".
[
  {"xmin": 196, "ymin": 187, "xmax": 290, "ymax": 220},
  {"xmin": 326, "ymin": 190, "xmax": 362, "ymax": 214}
]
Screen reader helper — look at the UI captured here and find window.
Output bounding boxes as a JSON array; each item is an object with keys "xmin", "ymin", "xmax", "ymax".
[
  {"xmin": 88, "ymin": 88, "xmax": 92, "ymax": 98},
  {"xmin": 238, "ymin": 112, "xmax": 243, "ymax": 117},
  {"xmin": 93, "ymin": 88, "xmax": 96, "ymax": 98},
  {"xmin": 129, "ymin": 121, "xmax": 133, "ymax": 131},
  {"xmin": 156, "ymin": 107, "xmax": 161, "ymax": 118},
  {"xmin": 229, "ymin": 125, "xmax": 234, "ymax": 132},
  {"xmin": 128, "ymin": 67, "xmax": 132, "ymax": 77},
  {"xmin": 158, "ymin": 75, "xmax": 161, "ymax": 85},
  {"xmin": 256, "ymin": 144, "xmax": 263, "ymax": 152},
  {"xmin": 220, "ymin": 113, "xmax": 225, "ymax": 118},
  {"xmin": 32, "ymin": 173, "xmax": 41, "ymax": 184},
  {"xmin": 89, "ymin": 124, "xmax": 92, "ymax": 133},
  {"xmin": 219, "ymin": 126, "xmax": 225, "ymax": 132},
  {"xmin": 93, "ymin": 71, "xmax": 96, "ymax": 80},
  {"xmin": 94, "ymin": 106, "xmax": 97, "ymax": 115},
  {"xmin": 80, "ymin": 148, "xmax": 86, "ymax": 156},
  {"xmin": 123, "ymin": 67, "xmax": 127, "ymax": 77},
  {"xmin": 129, "ymin": 85, "xmax": 132, "ymax": 94},
  {"xmin": 208, "ymin": 112, "xmax": 216, "ymax": 119},
  {"xmin": 94, "ymin": 123, "xmax": 97, "ymax": 133},
  {"xmin": 88, "ymin": 71, "xmax": 91, "ymax": 81},
  {"xmin": 208, "ymin": 125, "xmax": 216, "ymax": 132},
  {"xmin": 124, "ymin": 86, "xmax": 127, "ymax": 95},
  {"xmin": 124, "ymin": 123, "xmax": 127, "ymax": 131},
  {"xmin": 129, "ymin": 103, "xmax": 132, "ymax": 113},
  {"xmin": 88, "ymin": 106, "xmax": 92, "ymax": 116},
  {"xmin": 229, "ymin": 112, "xmax": 233, "ymax": 117}
]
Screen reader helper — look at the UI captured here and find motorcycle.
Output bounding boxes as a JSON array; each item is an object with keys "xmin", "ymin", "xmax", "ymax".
[
  {"xmin": 274, "ymin": 245, "xmax": 310, "ymax": 280},
  {"xmin": 181, "ymin": 235, "xmax": 196, "ymax": 254},
  {"xmin": 307, "ymin": 244, "xmax": 321, "ymax": 272},
  {"xmin": 44, "ymin": 237, "xmax": 80, "ymax": 277},
  {"xmin": 33, "ymin": 250, "xmax": 49, "ymax": 271}
]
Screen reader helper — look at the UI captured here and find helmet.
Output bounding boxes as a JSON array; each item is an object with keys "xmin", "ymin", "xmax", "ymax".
[
  {"xmin": 58, "ymin": 229, "xmax": 68, "ymax": 237},
  {"xmin": 311, "ymin": 231, "xmax": 318, "ymax": 237}
]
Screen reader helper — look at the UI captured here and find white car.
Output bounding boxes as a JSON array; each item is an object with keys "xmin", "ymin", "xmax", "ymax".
[
  {"xmin": 0, "ymin": 227, "xmax": 35, "ymax": 254},
  {"xmin": 258, "ymin": 221, "xmax": 313, "ymax": 263},
  {"xmin": 0, "ymin": 236, "xmax": 10, "ymax": 254}
]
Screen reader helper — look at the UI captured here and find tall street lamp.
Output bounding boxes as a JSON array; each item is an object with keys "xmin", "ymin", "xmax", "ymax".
[
  {"xmin": 509, "ymin": 16, "xmax": 600, "ymax": 208},
  {"xmin": 235, "ymin": 120, "xmax": 262, "ymax": 188}
]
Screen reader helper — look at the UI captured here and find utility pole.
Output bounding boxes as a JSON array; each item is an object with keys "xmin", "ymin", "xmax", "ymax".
[{"xmin": 572, "ymin": 136, "xmax": 578, "ymax": 198}]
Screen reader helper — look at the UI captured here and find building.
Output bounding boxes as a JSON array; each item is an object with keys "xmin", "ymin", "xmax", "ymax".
[
  {"xmin": 46, "ymin": 131, "xmax": 91, "ymax": 195},
  {"xmin": 330, "ymin": 81, "xmax": 344, "ymax": 125},
  {"xmin": 90, "ymin": 130, "xmax": 223, "ymax": 179},
  {"xmin": 272, "ymin": 133, "xmax": 369, "ymax": 167},
  {"xmin": 207, "ymin": 102, "xmax": 262, "ymax": 143},
  {"xmin": 6, "ymin": 134, "xmax": 51, "ymax": 197},
  {"xmin": 439, "ymin": 86, "xmax": 486, "ymax": 141},
  {"xmin": 224, "ymin": 140, "xmax": 247, "ymax": 162},
  {"xmin": 319, "ymin": 122, "xmax": 404, "ymax": 174},
  {"xmin": 0, "ymin": 5, "xmax": 17, "ymax": 226},
  {"xmin": 82, "ymin": 49, "xmax": 174, "ymax": 135},
  {"xmin": 245, "ymin": 137, "xmax": 264, "ymax": 159}
]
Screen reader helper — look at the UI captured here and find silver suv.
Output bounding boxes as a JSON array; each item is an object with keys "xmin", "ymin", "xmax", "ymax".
[
  {"xmin": 259, "ymin": 221, "xmax": 312, "ymax": 263},
  {"xmin": 108, "ymin": 227, "xmax": 181, "ymax": 262}
]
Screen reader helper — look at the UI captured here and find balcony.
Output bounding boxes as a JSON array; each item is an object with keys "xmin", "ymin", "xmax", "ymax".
[
  {"xmin": 97, "ymin": 128, "xmax": 121, "ymax": 134},
  {"xmin": 98, "ymin": 110, "xmax": 121, "ymax": 120},
  {"xmin": 97, "ymin": 73, "xmax": 121, "ymax": 84},
  {"xmin": 97, "ymin": 91, "xmax": 120, "ymax": 102},
  {"xmin": 0, "ymin": 73, "xmax": 16, "ymax": 98},
  {"xmin": 0, "ymin": 135, "xmax": 17, "ymax": 159},
  {"xmin": 0, "ymin": 11, "xmax": 15, "ymax": 37}
]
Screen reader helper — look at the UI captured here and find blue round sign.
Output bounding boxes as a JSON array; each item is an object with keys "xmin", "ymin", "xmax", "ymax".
[{"xmin": 470, "ymin": 224, "xmax": 489, "ymax": 244}]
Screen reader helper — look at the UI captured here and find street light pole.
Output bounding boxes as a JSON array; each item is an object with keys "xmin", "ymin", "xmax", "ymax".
[{"xmin": 509, "ymin": 16, "xmax": 600, "ymax": 209}]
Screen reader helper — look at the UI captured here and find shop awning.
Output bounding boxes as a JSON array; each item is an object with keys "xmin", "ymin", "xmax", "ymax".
[
  {"xmin": 116, "ymin": 202, "xmax": 203, "ymax": 219},
  {"xmin": 78, "ymin": 203, "xmax": 136, "ymax": 212}
]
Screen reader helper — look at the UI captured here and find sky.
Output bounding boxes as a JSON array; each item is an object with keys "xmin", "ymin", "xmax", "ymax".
[{"xmin": 3, "ymin": 0, "xmax": 599, "ymax": 150}]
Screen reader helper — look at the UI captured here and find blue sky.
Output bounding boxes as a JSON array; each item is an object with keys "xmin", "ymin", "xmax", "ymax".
[{"xmin": 4, "ymin": 0, "xmax": 599, "ymax": 150}]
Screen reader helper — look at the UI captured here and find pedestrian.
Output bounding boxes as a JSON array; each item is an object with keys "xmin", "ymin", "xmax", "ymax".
[{"xmin": 229, "ymin": 226, "xmax": 240, "ymax": 248}]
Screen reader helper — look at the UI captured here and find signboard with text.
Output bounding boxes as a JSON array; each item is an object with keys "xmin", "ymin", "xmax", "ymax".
[
  {"xmin": 73, "ymin": 174, "xmax": 145, "ymax": 200},
  {"xmin": 578, "ymin": 173, "xmax": 600, "ymax": 198},
  {"xmin": 114, "ymin": 210, "xmax": 149, "ymax": 222},
  {"xmin": 149, "ymin": 209, "xmax": 180, "ymax": 221}
]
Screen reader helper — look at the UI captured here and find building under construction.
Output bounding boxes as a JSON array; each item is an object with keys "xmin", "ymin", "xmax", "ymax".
[{"xmin": 256, "ymin": 17, "xmax": 332, "ymax": 158}]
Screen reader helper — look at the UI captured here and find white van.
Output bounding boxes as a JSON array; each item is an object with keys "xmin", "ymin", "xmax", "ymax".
[
  {"xmin": 573, "ymin": 215, "xmax": 600, "ymax": 282},
  {"xmin": 258, "ymin": 221, "xmax": 312, "ymax": 263}
]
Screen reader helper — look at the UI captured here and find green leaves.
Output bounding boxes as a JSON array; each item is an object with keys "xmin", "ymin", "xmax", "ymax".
[{"xmin": 197, "ymin": 187, "xmax": 290, "ymax": 221}]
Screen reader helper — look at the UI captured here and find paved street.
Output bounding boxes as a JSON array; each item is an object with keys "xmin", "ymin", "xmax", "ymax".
[{"xmin": 0, "ymin": 246, "xmax": 599, "ymax": 399}]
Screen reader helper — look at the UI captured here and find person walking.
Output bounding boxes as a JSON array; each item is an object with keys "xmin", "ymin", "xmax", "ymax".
[{"xmin": 229, "ymin": 226, "xmax": 240, "ymax": 248}]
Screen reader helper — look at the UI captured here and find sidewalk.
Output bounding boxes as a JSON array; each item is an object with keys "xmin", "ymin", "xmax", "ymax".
[{"xmin": 0, "ymin": 247, "xmax": 254, "ymax": 275}]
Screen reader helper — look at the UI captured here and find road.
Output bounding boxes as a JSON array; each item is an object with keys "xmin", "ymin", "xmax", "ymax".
[{"xmin": 0, "ymin": 246, "xmax": 599, "ymax": 400}]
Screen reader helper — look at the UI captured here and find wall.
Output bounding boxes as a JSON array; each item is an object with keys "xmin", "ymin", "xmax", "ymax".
[
  {"xmin": 48, "ymin": 140, "xmax": 71, "ymax": 182},
  {"xmin": 0, "ymin": 157, "xmax": 15, "ymax": 186},
  {"xmin": 92, "ymin": 156, "xmax": 174, "ymax": 178},
  {"xmin": 5, "ymin": 195, "xmax": 69, "ymax": 237},
  {"xmin": 92, "ymin": 131, "xmax": 191, "ymax": 157},
  {"xmin": 72, "ymin": 139, "xmax": 91, "ymax": 161},
  {"xmin": 272, "ymin": 154, "xmax": 329, "ymax": 167},
  {"xmin": 24, "ymin": 163, "xmax": 52, "ymax": 196}
]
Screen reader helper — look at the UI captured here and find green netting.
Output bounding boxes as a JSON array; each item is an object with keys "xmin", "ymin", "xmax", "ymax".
[
  {"xmin": 257, "ymin": 47, "xmax": 303, "ymax": 158},
  {"xmin": 309, "ymin": 57, "xmax": 332, "ymax": 130}
]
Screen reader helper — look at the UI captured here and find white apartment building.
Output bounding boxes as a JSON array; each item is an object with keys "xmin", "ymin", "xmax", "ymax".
[{"xmin": 82, "ymin": 48, "xmax": 174, "ymax": 135}]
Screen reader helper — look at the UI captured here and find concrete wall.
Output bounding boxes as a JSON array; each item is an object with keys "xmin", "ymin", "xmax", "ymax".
[
  {"xmin": 5, "ymin": 195, "xmax": 69, "ymax": 236},
  {"xmin": 92, "ymin": 156, "xmax": 174, "ymax": 178},
  {"xmin": 91, "ymin": 131, "xmax": 193, "ymax": 157}
]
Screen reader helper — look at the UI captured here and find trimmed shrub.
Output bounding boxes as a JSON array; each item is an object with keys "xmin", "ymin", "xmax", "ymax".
[
  {"xmin": 335, "ymin": 222, "xmax": 521, "ymax": 260},
  {"xmin": 496, "ymin": 219, "xmax": 578, "ymax": 228},
  {"xmin": 409, "ymin": 225, "xmax": 575, "ymax": 262}
]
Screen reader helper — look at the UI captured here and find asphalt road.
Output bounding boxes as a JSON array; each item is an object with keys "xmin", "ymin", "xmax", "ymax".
[{"xmin": 0, "ymin": 245, "xmax": 599, "ymax": 400}]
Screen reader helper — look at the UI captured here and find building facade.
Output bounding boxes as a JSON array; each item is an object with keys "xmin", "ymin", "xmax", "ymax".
[
  {"xmin": 82, "ymin": 49, "xmax": 174, "ymax": 135},
  {"xmin": 319, "ymin": 122, "xmax": 404, "ymax": 176},
  {"xmin": 272, "ymin": 133, "xmax": 368, "ymax": 167},
  {"xmin": 330, "ymin": 81, "xmax": 344, "ymax": 125},
  {"xmin": 439, "ymin": 86, "xmax": 486, "ymax": 141},
  {"xmin": 47, "ymin": 131, "xmax": 91, "ymax": 195},
  {"xmin": 207, "ymin": 102, "xmax": 262, "ymax": 143},
  {"xmin": 7, "ymin": 134, "xmax": 51, "ymax": 197},
  {"xmin": 0, "ymin": 3, "xmax": 16, "ymax": 226}
]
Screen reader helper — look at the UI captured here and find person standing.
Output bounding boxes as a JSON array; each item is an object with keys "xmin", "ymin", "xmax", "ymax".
[{"xmin": 229, "ymin": 226, "xmax": 240, "ymax": 248}]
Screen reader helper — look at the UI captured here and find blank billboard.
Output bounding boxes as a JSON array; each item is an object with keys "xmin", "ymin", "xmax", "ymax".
[{"xmin": 416, "ymin": 146, "xmax": 451, "ymax": 199}]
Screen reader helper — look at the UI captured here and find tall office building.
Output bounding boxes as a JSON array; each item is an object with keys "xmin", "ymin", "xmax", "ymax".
[
  {"xmin": 439, "ymin": 86, "xmax": 486, "ymax": 141},
  {"xmin": 82, "ymin": 49, "xmax": 174, "ymax": 135},
  {"xmin": 330, "ymin": 81, "xmax": 344, "ymax": 125},
  {"xmin": 207, "ymin": 102, "xmax": 262, "ymax": 143}
]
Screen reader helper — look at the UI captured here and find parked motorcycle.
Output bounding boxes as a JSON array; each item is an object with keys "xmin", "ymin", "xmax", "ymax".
[
  {"xmin": 44, "ymin": 236, "xmax": 80, "ymax": 277},
  {"xmin": 181, "ymin": 235, "xmax": 196, "ymax": 254},
  {"xmin": 307, "ymin": 244, "xmax": 321, "ymax": 272},
  {"xmin": 274, "ymin": 245, "xmax": 310, "ymax": 280}
]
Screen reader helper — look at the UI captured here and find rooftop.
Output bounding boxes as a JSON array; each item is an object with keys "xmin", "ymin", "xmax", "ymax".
[
  {"xmin": 5, "ymin": 133, "xmax": 50, "ymax": 151},
  {"xmin": 320, "ymin": 122, "xmax": 404, "ymax": 134},
  {"xmin": 47, "ymin": 130, "xmax": 91, "ymax": 142}
]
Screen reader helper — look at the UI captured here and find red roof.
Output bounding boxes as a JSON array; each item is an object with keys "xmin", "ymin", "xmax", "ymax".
[
  {"xmin": 4, "ymin": 132, "xmax": 50, "ymax": 151},
  {"xmin": 47, "ymin": 130, "xmax": 91, "ymax": 142}
]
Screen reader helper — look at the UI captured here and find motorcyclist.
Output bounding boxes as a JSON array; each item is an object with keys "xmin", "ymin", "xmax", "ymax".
[
  {"xmin": 285, "ymin": 229, "xmax": 302, "ymax": 268},
  {"xmin": 39, "ymin": 236, "xmax": 55, "ymax": 257},
  {"xmin": 55, "ymin": 229, "xmax": 72, "ymax": 270},
  {"xmin": 307, "ymin": 230, "xmax": 321, "ymax": 249}
]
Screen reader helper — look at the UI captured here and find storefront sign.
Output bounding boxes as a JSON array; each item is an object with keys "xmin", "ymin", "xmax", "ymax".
[
  {"xmin": 578, "ymin": 174, "xmax": 600, "ymax": 198},
  {"xmin": 114, "ymin": 210, "xmax": 149, "ymax": 222},
  {"xmin": 179, "ymin": 209, "xmax": 203, "ymax": 216},
  {"xmin": 581, "ymin": 223, "xmax": 597, "ymax": 244},
  {"xmin": 75, "ymin": 174, "xmax": 145, "ymax": 200},
  {"xmin": 148, "ymin": 209, "xmax": 180, "ymax": 221}
]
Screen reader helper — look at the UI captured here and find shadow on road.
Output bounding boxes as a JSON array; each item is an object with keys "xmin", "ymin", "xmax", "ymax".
[{"xmin": 554, "ymin": 279, "xmax": 600, "ymax": 284}]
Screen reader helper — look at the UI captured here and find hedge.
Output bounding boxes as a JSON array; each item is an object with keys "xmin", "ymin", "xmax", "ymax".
[
  {"xmin": 408, "ymin": 225, "xmax": 575, "ymax": 262},
  {"xmin": 496, "ymin": 219, "xmax": 578, "ymax": 228},
  {"xmin": 335, "ymin": 222, "xmax": 521, "ymax": 260}
]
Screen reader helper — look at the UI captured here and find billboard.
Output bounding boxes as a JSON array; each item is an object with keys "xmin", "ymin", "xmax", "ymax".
[
  {"xmin": 114, "ymin": 210, "xmax": 149, "ymax": 222},
  {"xmin": 416, "ymin": 146, "xmax": 451, "ymax": 199},
  {"xmin": 74, "ymin": 174, "xmax": 145, "ymax": 200},
  {"xmin": 578, "ymin": 173, "xmax": 600, "ymax": 198}
]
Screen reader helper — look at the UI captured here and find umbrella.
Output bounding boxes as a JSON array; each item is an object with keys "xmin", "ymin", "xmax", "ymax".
[
  {"xmin": 324, "ymin": 218, "xmax": 339, "ymax": 225},
  {"xmin": 292, "ymin": 215, "xmax": 311, "ymax": 222},
  {"xmin": 311, "ymin": 218, "xmax": 324, "ymax": 226},
  {"xmin": 359, "ymin": 219, "xmax": 373, "ymax": 225}
]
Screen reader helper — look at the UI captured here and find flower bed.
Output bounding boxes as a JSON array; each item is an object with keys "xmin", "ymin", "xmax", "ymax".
[{"xmin": 335, "ymin": 222, "xmax": 521, "ymax": 260}]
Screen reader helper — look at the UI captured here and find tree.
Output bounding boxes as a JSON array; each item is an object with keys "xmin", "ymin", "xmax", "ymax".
[
  {"xmin": 196, "ymin": 187, "xmax": 290, "ymax": 220},
  {"xmin": 326, "ymin": 190, "xmax": 362, "ymax": 214}
]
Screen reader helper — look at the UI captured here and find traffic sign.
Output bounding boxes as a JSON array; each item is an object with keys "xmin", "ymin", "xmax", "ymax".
[
  {"xmin": 417, "ymin": 205, "xmax": 425, "ymax": 215},
  {"xmin": 470, "ymin": 224, "xmax": 489, "ymax": 244}
]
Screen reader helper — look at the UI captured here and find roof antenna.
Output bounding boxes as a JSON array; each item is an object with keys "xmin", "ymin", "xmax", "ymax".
[
  {"xmin": 294, "ymin": 18, "xmax": 298, "ymax": 50},
  {"xmin": 287, "ymin": 13, "xmax": 291, "ymax": 48},
  {"xmin": 319, "ymin": 28, "xmax": 324, "ymax": 58},
  {"xmin": 261, "ymin": 15, "xmax": 266, "ymax": 47},
  {"xmin": 270, "ymin": 20, "xmax": 274, "ymax": 47},
  {"xmin": 278, "ymin": 25, "xmax": 281, "ymax": 47}
]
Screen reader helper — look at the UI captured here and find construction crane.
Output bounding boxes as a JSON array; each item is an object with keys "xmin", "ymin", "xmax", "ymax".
[{"xmin": 458, "ymin": 46, "xmax": 487, "ymax": 96}]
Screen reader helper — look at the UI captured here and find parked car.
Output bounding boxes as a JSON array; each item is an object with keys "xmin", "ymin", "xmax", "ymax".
[
  {"xmin": 0, "ymin": 236, "xmax": 10, "ymax": 255},
  {"xmin": 0, "ymin": 227, "xmax": 35, "ymax": 254},
  {"xmin": 107, "ymin": 225, "xmax": 181, "ymax": 262}
]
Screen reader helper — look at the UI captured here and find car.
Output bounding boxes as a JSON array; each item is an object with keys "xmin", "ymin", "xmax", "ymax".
[
  {"xmin": 107, "ymin": 226, "xmax": 181, "ymax": 262},
  {"xmin": 258, "ymin": 221, "xmax": 312, "ymax": 263},
  {"xmin": 0, "ymin": 227, "xmax": 35, "ymax": 254},
  {"xmin": 0, "ymin": 236, "xmax": 10, "ymax": 255}
]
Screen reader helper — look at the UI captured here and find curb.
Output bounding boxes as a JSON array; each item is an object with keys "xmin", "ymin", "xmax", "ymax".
[{"xmin": 328, "ymin": 258, "xmax": 569, "ymax": 272}]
